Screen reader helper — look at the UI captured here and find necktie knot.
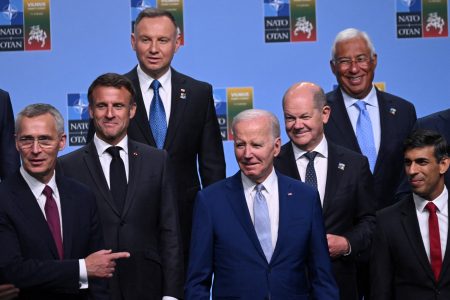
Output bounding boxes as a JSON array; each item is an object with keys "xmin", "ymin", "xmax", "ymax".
[
  {"xmin": 255, "ymin": 184, "xmax": 265, "ymax": 194},
  {"xmin": 425, "ymin": 202, "xmax": 438, "ymax": 214},
  {"xmin": 150, "ymin": 79, "xmax": 161, "ymax": 91},
  {"xmin": 106, "ymin": 146, "xmax": 122, "ymax": 159},
  {"xmin": 304, "ymin": 151, "xmax": 318, "ymax": 162},
  {"xmin": 355, "ymin": 100, "xmax": 368, "ymax": 111},
  {"xmin": 43, "ymin": 185, "xmax": 53, "ymax": 198}
]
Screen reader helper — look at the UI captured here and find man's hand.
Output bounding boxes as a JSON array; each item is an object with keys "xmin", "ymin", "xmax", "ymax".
[
  {"xmin": 327, "ymin": 234, "xmax": 350, "ymax": 258},
  {"xmin": 0, "ymin": 284, "xmax": 19, "ymax": 300},
  {"xmin": 85, "ymin": 249, "xmax": 130, "ymax": 278}
]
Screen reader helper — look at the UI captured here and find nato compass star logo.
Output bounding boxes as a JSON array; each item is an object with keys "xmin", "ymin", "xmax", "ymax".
[
  {"xmin": 73, "ymin": 97, "xmax": 88, "ymax": 116},
  {"xmin": 401, "ymin": 0, "xmax": 416, "ymax": 8},
  {"xmin": 1, "ymin": 2, "xmax": 19, "ymax": 25},
  {"xmin": 68, "ymin": 94, "xmax": 90, "ymax": 120}
]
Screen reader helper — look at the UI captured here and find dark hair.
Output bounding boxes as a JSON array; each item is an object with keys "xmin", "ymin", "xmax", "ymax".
[
  {"xmin": 403, "ymin": 129, "xmax": 448, "ymax": 162},
  {"xmin": 134, "ymin": 8, "xmax": 178, "ymax": 31},
  {"xmin": 87, "ymin": 73, "xmax": 135, "ymax": 106}
]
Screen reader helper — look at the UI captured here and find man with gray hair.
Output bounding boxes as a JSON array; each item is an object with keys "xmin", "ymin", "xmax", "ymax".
[
  {"xmin": 324, "ymin": 27, "xmax": 417, "ymax": 299},
  {"xmin": 186, "ymin": 109, "xmax": 338, "ymax": 299},
  {"xmin": 0, "ymin": 103, "xmax": 129, "ymax": 300}
]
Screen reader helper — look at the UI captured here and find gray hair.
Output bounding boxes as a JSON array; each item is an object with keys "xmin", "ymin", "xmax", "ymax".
[
  {"xmin": 16, "ymin": 103, "xmax": 64, "ymax": 134},
  {"xmin": 231, "ymin": 109, "xmax": 280, "ymax": 140},
  {"xmin": 331, "ymin": 28, "xmax": 376, "ymax": 61}
]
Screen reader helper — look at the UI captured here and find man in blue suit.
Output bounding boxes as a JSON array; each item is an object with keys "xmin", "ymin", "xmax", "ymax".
[{"xmin": 185, "ymin": 109, "xmax": 338, "ymax": 300}]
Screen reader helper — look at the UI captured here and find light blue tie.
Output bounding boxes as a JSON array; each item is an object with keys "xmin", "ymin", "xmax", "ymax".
[
  {"xmin": 254, "ymin": 184, "xmax": 272, "ymax": 263},
  {"xmin": 149, "ymin": 80, "xmax": 167, "ymax": 149},
  {"xmin": 355, "ymin": 101, "xmax": 377, "ymax": 173}
]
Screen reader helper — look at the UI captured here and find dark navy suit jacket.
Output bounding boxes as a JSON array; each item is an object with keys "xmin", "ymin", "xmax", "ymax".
[{"xmin": 0, "ymin": 89, "xmax": 20, "ymax": 180}]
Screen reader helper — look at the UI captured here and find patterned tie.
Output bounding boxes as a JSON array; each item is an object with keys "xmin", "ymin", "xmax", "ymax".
[
  {"xmin": 254, "ymin": 184, "xmax": 272, "ymax": 263},
  {"xmin": 42, "ymin": 185, "xmax": 64, "ymax": 259},
  {"xmin": 425, "ymin": 202, "xmax": 442, "ymax": 281},
  {"xmin": 106, "ymin": 146, "xmax": 127, "ymax": 213},
  {"xmin": 355, "ymin": 101, "xmax": 377, "ymax": 173},
  {"xmin": 149, "ymin": 80, "xmax": 167, "ymax": 149},
  {"xmin": 304, "ymin": 151, "xmax": 318, "ymax": 188}
]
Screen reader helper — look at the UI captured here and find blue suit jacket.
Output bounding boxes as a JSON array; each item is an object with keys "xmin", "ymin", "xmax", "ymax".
[
  {"xmin": 0, "ymin": 170, "xmax": 107, "ymax": 300},
  {"xmin": 185, "ymin": 171, "xmax": 339, "ymax": 300},
  {"xmin": 325, "ymin": 87, "xmax": 416, "ymax": 209},
  {"xmin": 0, "ymin": 89, "xmax": 20, "ymax": 180}
]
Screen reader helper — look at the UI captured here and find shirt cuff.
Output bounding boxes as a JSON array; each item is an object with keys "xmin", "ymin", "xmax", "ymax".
[
  {"xmin": 79, "ymin": 259, "xmax": 88, "ymax": 289},
  {"xmin": 343, "ymin": 238, "xmax": 352, "ymax": 256},
  {"xmin": 162, "ymin": 297, "xmax": 178, "ymax": 300}
]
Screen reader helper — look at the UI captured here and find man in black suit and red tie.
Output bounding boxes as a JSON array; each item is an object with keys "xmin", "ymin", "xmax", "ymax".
[
  {"xmin": 371, "ymin": 129, "xmax": 450, "ymax": 300},
  {"xmin": 274, "ymin": 82, "xmax": 376, "ymax": 300},
  {"xmin": 88, "ymin": 9, "xmax": 226, "ymax": 266},
  {"xmin": 0, "ymin": 103, "xmax": 129, "ymax": 300}
]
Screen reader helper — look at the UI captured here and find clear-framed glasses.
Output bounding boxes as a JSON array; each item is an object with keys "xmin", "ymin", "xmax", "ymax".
[
  {"xmin": 17, "ymin": 136, "xmax": 58, "ymax": 149},
  {"xmin": 334, "ymin": 55, "xmax": 372, "ymax": 69}
]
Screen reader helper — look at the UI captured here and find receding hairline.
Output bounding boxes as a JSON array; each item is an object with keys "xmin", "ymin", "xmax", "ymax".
[{"xmin": 282, "ymin": 82, "xmax": 327, "ymax": 110}]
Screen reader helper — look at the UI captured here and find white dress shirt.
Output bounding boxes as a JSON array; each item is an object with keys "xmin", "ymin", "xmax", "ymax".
[
  {"xmin": 94, "ymin": 134, "xmax": 129, "ymax": 186},
  {"xmin": 414, "ymin": 186, "xmax": 448, "ymax": 263},
  {"xmin": 341, "ymin": 85, "xmax": 381, "ymax": 156},
  {"xmin": 291, "ymin": 136, "xmax": 328, "ymax": 205},
  {"xmin": 20, "ymin": 167, "xmax": 88, "ymax": 289},
  {"xmin": 242, "ymin": 168, "xmax": 279, "ymax": 250},
  {"xmin": 137, "ymin": 64, "xmax": 172, "ymax": 125}
]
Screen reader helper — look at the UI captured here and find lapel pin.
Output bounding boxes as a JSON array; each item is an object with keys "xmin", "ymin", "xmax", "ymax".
[
  {"xmin": 180, "ymin": 88, "xmax": 186, "ymax": 99},
  {"xmin": 338, "ymin": 163, "xmax": 345, "ymax": 171},
  {"xmin": 133, "ymin": 152, "xmax": 138, "ymax": 156},
  {"xmin": 287, "ymin": 192, "xmax": 293, "ymax": 196},
  {"xmin": 389, "ymin": 108, "xmax": 396, "ymax": 115}
]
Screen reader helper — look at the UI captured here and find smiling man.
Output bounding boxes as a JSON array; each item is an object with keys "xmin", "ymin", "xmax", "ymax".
[
  {"xmin": 185, "ymin": 109, "xmax": 338, "ymax": 300},
  {"xmin": 371, "ymin": 129, "xmax": 450, "ymax": 300},
  {"xmin": 59, "ymin": 73, "xmax": 183, "ymax": 300}
]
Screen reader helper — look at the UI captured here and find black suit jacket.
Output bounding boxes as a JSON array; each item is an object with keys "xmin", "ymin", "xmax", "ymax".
[
  {"xmin": 88, "ymin": 68, "xmax": 226, "ymax": 263},
  {"xmin": 274, "ymin": 141, "xmax": 376, "ymax": 300},
  {"xmin": 0, "ymin": 89, "xmax": 20, "ymax": 180},
  {"xmin": 58, "ymin": 139, "xmax": 184, "ymax": 300},
  {"xmin": 325, "ymin": 87, "xmax": 417, "ymax": 209},
  {"xmin": 0, "ymin": 171, "xmax": 107, "ymax": 300},
  {"xmin": 415, "ymin": 108, "xmax": 450, "ymax": 186},
  {"xmin": 371, "ymin": 193, "xmax": 450, "ymax": 300}
]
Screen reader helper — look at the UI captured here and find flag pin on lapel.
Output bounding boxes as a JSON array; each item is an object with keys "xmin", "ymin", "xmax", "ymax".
[
  {"xmin": 389, "ymin": 108, "xmax": 396, "ymax": 115},
  {"xmin": 180, "ymin": 88, "xmax": 186, "ymax": 99},
  {"xmin": 338, "ymin": 163, "xmax": 345, "ymax": 171},
  {"xmin": 288, "ymin": 192, "xmax": 293, "ymax": 196},
  {"xmin": 133, "ymin": 152, "xmax": 138, "ymax": 156}
]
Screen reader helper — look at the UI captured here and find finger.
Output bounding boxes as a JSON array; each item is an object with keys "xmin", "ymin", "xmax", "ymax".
[
  {"xmin": 109, "ymin": 251, "xmax": 130, "ymax": 260},
  {"xmin": 95, "ymin": 249, "xmax": 113, "ymax": 256},
  {"xmin": 0, "ymin": 285, "xmax": 15, "ymax": 292}
]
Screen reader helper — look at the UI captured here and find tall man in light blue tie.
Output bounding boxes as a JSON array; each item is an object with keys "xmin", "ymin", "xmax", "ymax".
[{"xmin": 185, "ymin": 109, "xmax": 338, "ymax": 300}]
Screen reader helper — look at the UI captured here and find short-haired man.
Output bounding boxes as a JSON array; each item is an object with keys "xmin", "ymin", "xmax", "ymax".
[
  {"xmin": 274, "ymin": 82, "xmax": 376, "ymax": 300},
  {"xmin": 371, "ymin": 129, "xmax": 450, "ymax": 299},
  {"xmin": 60, "ymin": 73, "xmax": 183, "ymax": 300},
  {"xmin": 0, "ymin": 103, "xmax": 129, "ymax": 300},
  {"xmin": 186, "ymin": 109, "xmax": 338, "ymax": 299}
]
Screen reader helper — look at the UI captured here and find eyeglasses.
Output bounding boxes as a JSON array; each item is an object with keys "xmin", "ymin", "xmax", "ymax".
[
  {"xmin": 17, "ymin": 136, "xmax": 58, "ymax": 149},
  {"xmin": 334, "ymin": 55, "xmax": 372, "ymax": 69}
]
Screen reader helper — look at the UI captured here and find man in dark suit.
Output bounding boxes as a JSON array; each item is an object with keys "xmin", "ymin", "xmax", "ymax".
[
  {"xmin": 185, "ymin": 109, "xmax": 338, "ymax": 300},
  {"xmin": 0, "ymin": 103, "xmax": 129, "ymax": 300},
  {"xmin": 274, "ymin": 82, "xmax": 376, "ymax": 300},
  {"xmin": 371, "ymin": 129, "xmax": 450, "ymax": 300},
  {"xmin": 415, "ymin": 109, "xmax": 450, "ymax": 186},
  {"xmin": 0, "ymin": 89, "xmax": 20, "ymax": 181},
  {"xmin": 324, "ymin": 28, "xmax": 417, "ymax": 210},
  {"xmin": 60, "ymin": 73, "xmax": 183, "ymax": 300},
  {"xmin": 87, "ymin": 8, "xmax": 226, "ymax": 265}
]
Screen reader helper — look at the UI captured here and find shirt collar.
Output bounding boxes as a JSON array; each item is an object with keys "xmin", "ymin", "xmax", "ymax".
[
  {"xmin": 93, "ymin": 134, "xmax": 129, "ymax": 157},
  {"xmin": 137, "ymin": 64, "xmax": 171, "ymax": 92},
  {"xmin": 241, "ymin": 167, "xmax": 277, "ymax": 195},
  {"xmin": 414, "ymin": 186, "xmax": 449, "ymax": 214},
  {"xmin": 341, "ymin": 85, "xmax": 378, "ymax": 109},
  {"xmin": 291, "ymin": 135, "xmax": 328, "ymax": 161},
  {"xmin": 20, "ymin": 166, "xmax": 57, "ymax": 199}
]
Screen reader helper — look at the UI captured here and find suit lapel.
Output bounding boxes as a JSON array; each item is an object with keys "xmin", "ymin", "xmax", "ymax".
[
  {"xmin": 164, "ymin": 68, "xmax": 188, "ymax": 150},
  {"xmin": 122, "ymin": 140, "xmax": 140, "ymax": 217},
  {"xmin": 226, "ymin": 172, "xmax": 268, "ymax": 262},
  {"xmin": 56, "ymin": 175, "xmax": 75, "ymax": 259},
  {"xmin": 328, "ymin": 89, "xmax": 361, "ymax": 152},
  {"xmin": 373, "ymin": 89, "xmax": 392, "ymax": 174},
  {"xmin": 438, "ymin": 195, "xmax": 450, "ymax": 283},
  {"xmin": 128, "ymin": 67, "xmax": 156, "ymax": 146},
  {"xmin": 400, "ymin": 196, "xmax": 436, "ymax": 282},
  {"xmin": 12, "ymin": 174, "xmax": 60, "ymax": 259},
  {"xmin": 83, "ymin": 142, "xmax": 121, "ymax": 216},
  {"xmin": 277, "ymin": 143, "xmax": 301, "ymax": 180},
  {"xmin": 323, "ymin": 143, "xmax": 343, "ymax": 215}
]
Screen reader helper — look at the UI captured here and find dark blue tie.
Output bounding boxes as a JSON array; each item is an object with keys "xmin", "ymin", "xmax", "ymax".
[
  {"xmin": 355, "ymin": 101, "xmax": 376, "ymax": 173},
  {"xmin": 304, "ymin": 151, "xmax": 318, "ymax": 188},
  {"xmin": 149, "ymin": 80, "xmax": 167, "ymax": 149}
]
